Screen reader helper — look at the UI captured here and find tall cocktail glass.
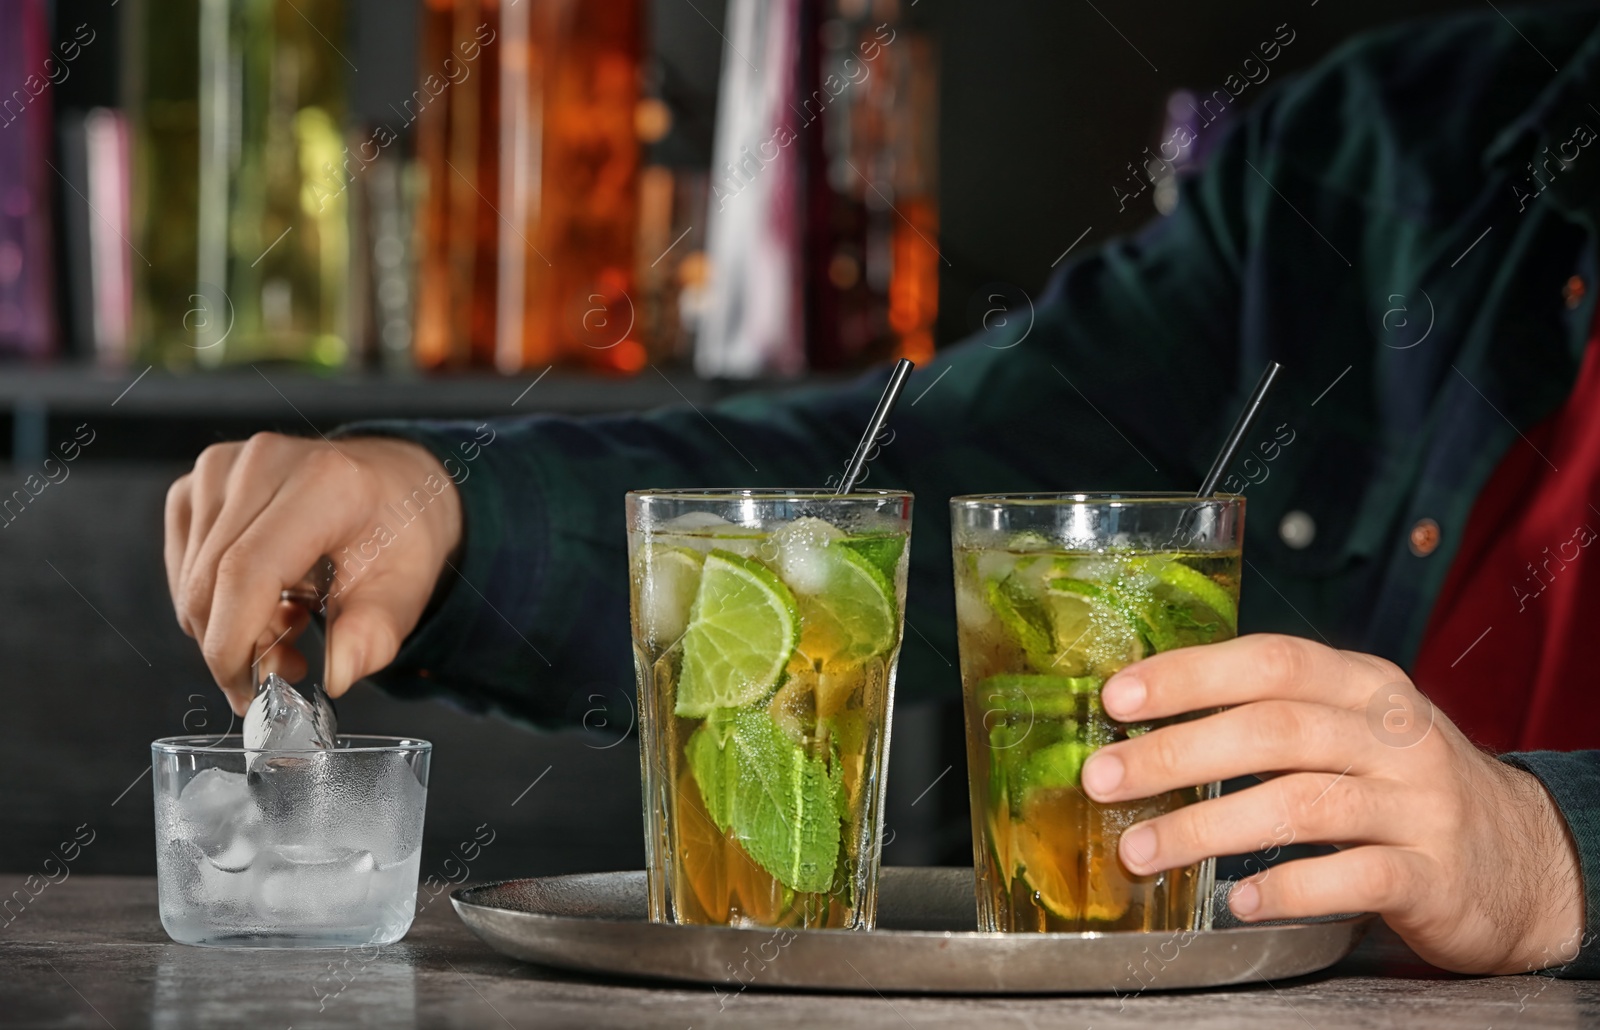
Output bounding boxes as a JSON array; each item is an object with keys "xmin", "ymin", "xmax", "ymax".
[
  {"xmin": 627, "ymin": 489, "xmax": 912, "ymax": 929},
  {"xmin": 950, "ymin": 492, "xmax": 1244, "ymax": 933}
]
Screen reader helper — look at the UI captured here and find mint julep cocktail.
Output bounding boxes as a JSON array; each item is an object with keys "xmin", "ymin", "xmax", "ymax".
[{"xmin": 627, "ymin": 490, "xmax": 911, "ymax": 929}]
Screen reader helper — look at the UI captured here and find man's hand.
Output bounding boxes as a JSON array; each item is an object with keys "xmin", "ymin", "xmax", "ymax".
[
  {"xmin": 1079, "ymin": 634, "xmax": 1585, "ymax": 974},
  {"xmin": 164, "ymin": 433, "xmax": 462, "ymax": 716}
]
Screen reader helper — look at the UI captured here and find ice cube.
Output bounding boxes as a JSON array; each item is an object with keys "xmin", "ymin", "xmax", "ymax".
[
  {"xmin": 321, "ymin": 751, "xmax": 429, "ymax": 868},
  {"xmin": 772, "ymin": 516, "xmax": 845, "ymax": 595},
  {"xmin": 159, "ymin": 822, "xmax": 255, "ymax": 918},
  {"xmin": 662, "ymin": 511, "xmax": 737, "ymax": 533},
  {"xmin": 974, "ymin": 549, "xmax": 1023, "ymax": 584},
  {"xmin": 248, "ymin": 750, "xmax": 338, "ymax": 843},
  {"xmin": 253, "ymin": 844, "xmax": 377, "ymax": 924},
  {"xmin": 637, "ymin": 546, "xmax": 702, "ymax": 645},
  {"xmin": 244, "ymin": 673, "xmax": 338, "ymax": 752},
  {"xmin": 365, "ymin": 851, "xmax": 423, "ymax": 937},
  {"xmin": 207, "ymin": 835, "xmax": 258, "ymax": 874},
  {"xmin": 954, "ymin": 577, "xmax": 996, "ymax": 633},
  {"xmin": 175, "ymin": 768, "xmax": 262, "ymax": 858},
  {"xmin": 658, "ymin": 511, "xmax": 764, "ymax": 555}
]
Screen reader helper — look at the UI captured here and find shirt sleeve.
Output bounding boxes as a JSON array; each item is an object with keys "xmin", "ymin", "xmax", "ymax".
[
  {"xmin": 334, "ymin": 105, "xmax": 1275, "ymax": 730},
  {"xmin": 1500, "ymin": 751, "xmax": 1600, "ymax": 978}
]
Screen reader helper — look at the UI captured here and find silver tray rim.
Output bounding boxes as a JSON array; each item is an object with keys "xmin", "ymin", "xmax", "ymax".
[{"xmin": 451, "ymin": 868, "xmax": 1374, "ymax": 995}]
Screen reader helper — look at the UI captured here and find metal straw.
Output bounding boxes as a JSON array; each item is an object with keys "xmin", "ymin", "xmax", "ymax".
[
  {"xmin": 836, "ymin": 359, "xmax": 915, "ymax": 494},
  {"xmin": 1197, "ymin": 361, "xmax": 1282, "ymax": 497}
]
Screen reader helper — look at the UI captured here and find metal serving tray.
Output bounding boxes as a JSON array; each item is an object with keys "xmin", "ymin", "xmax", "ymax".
[{"xmin": 452, "ymin": 868, "xmax": 1370, "ymax": 994}]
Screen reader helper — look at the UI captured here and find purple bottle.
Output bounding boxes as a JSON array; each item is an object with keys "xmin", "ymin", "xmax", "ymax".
[{"xmin": 0, "ymin": 0, "xmax": 59, "ymax": 358}]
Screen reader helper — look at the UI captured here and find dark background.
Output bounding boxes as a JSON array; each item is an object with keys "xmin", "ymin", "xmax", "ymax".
[{"xmin": 1, "ymin": 0, "xmax": 1561, "ymax": 881}]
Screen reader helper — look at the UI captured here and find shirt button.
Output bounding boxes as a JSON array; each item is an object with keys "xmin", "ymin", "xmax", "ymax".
[
  {"xmin": 1409, "ymin": 518, "xmax": 1441, "ymax": 557},
  {"xmin": 1279, "ymin": 510, "xmax": 1316, "ymax": 550},
  {"xmin": 1565, "ymin": 275, "xmax": 1587, "ymax": 310}
]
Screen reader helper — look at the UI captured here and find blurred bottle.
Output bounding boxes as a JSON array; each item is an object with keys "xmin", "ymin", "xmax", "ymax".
[
  {"xmin": 0, "ymin": 0, "xmax": 59, "ymax": 359},
  {"xmin": 356, "ymin": 153, "xmax": 419, "ymax": 375},
  {"xmin": 810, "ymin": 7, "xmax": 938, "ymax": 370},
  {"xmin": 195, "ymin": 0, "xmax": 351, "ymax": 368},
  {"xmin": 412, "ymin": 0, "xmax": 644, "ymax": 374},
  {"xmin": 693, "ymin": 0, "xmax": 807, "ymax": 379},
  {"xmin": 635, "ymin": 164, "xmax": 708, "ymax": 366},
  {"xmin": 61, "ymin": 107, "xmax": 134, "ymax": 366},
  {"xmin": 696, "ymin": 0, "xmax": 938, "ymax": 378},
  {"xmin": 126, "ymin": 0, "xmax": 201, "ymax": 365}
]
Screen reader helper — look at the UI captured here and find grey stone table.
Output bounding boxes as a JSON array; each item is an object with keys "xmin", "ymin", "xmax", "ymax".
[{"xmin": 1, "ymin": 876, "xmax": 1595, "ymax": 1029}]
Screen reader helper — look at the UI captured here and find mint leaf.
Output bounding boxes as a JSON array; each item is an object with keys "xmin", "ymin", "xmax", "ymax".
[
  {"xmin": 729, "ymin": 709, "xmax": 844, "ymax": 894},
  {"xmin": 686, "ymin": 718, "xmax": 737, "ymax": 831},
  {"xmin": 685, "ymin": 706, "xmax": 845, "ymax": 895},
  {"xmin": 839, "ymin": 534, "xmax": 905, "ymax": 582},
  {"xmin": 985, "ymin": 574, "xmax": 1055, "ymax": 664}
]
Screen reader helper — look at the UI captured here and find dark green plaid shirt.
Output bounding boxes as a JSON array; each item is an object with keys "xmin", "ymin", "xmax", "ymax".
[{"xmin": 354, "ymin": 4, "xmax": 1600, "ymax": 975}]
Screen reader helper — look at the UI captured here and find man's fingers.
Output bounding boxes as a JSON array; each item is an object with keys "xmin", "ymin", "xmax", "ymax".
[
  {"xmin": 164, "ymin": 474, "xmax": 194, "ymax": 635},
  {"xmin": 181, "ymin": 436, "xmax": 301, "ymax": 643},
  {"xmin": 178, "ymin": 443, "xmax": 241, "ymax": 623},
  {"xmin": 201, "ymin": 457, "xmax": 365, "ymax": 701},
  {"xmin": 324, "ymin": 590, "xmax": 414, "ymax": 698},
  {"xmin": 1082, "ymin": 701, "xmax": 1378, "ymax": 803},
  {"xmin": 168, "ymin": 434, "xmax": 460, "ymax": 709},
  {"xmin": 1101, "ymin": 634, "xmax": 1391, "ymax": 721},
  {"xmin": 251, "ymin": 601, "xmax": 313, "ymax": 683},
  {"xmin": 218, "ymin": 601, "xmax": 314, "ymax": 716},
  {"xmin": 1115, "ymin": 773, "xmax": 1409, "ymax": 875},
  {"xmin": 1227, "ymin": 845, "xmax": 1429, "ymax": 923},
  {"xmin": 253, "ymin": 646, "xmax": 309, "ymax": 689}
]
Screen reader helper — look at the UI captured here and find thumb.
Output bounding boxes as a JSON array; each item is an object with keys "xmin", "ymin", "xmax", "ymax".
[{"xmin": 325, "ymin": 593, "xmax": 408, "ymax": 698}]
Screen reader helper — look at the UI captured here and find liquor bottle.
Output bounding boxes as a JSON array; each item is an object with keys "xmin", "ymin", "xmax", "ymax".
[
  {"xmin": 635, "ymin": 164, "xmax": 709, "ymax": 366},
  {"xmin": 191, "ymin": 0, "xmax": 351, "ymax": 368},
  {"xmin": 126, "ymin": 0, "xmax": 202, "ymax": 366},
  {"xmin": 808, "ymin": 13, "xmax": 939, "ymax": 370},
  {"xmin": 0, "ymin": 0, "xmax": 59, "ymax": 359},
  {"xmin": 694, "ymin": 0, "xmax": 808, "ymax": 379},
  {"xmin": 696, "ymin": 0, "xmax": 939, "ymax": 377},
  {"xmin": 411, "ymin": 0, "xmax": 644, "ymax": 374},
  {"xmin": 61, "ymin": 108, "xmax": 134, "ymax": 365}
]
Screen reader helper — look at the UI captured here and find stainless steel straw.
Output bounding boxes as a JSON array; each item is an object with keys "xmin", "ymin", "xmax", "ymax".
[{"xmin": 836, "ymin": 358, "xmax": 915, "ymax": 494}]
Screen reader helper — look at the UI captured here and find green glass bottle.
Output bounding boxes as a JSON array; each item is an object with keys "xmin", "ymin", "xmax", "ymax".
[
  {"xmin": 127, "ymin": 0, "xmax": 202, "ymax": 365},
  {"xmin": 194, "ymin": 0, "xmax": 351, "ymax": 368}
]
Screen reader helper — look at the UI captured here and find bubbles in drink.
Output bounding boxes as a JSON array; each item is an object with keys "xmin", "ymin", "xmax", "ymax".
[
  {"xmin": 954, "ymin": 536, "xmax": 1241, "ymax": 932},
  {"xmin": 631, "ymin": 508, "xmax": 909, "ymax": 929},
  {"xmin": 771, "ymin": 516, "xmax": 845, "ymax": 595}
]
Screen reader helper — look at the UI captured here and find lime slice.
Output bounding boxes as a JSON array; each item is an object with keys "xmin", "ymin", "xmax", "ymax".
[
  {"xmin": 675, "ymin": 551, "xmax": 800, "ymax": 717},
  {"xmin": 1014, "ymin": 792, "xmax": 1083, "ymax": 920},
  {"xmin": 1066, "ymin": 556, "xmax": 1237, "ymax": 653},
  {"xmin": 1042, "ymin": 578, "xmax": 1144, "ymax": 675},
  {"xmin": 980, "ymin": 674, "xmax": 1096, "ymax": 775},
  {"xmin": 980, "ymin": 674, "xmax": 1101, "ymax": 718},
  {"xmin": 636, "ymin": 546, "xmax": 704, "ymax": 646},
  {"xmin": 1137, "ymin": 557, "xmax": 1238, "ymax": 628},
  {"xmin": 797, "ymin": 545, "xmax": 899, "ymax": 664},
  {"xmin": 1022, "ymin": 739, "xmax": 1093, "ymax": 791}
]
